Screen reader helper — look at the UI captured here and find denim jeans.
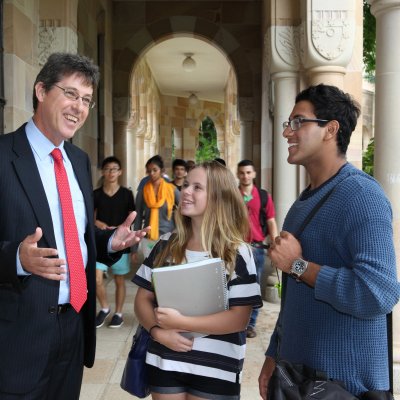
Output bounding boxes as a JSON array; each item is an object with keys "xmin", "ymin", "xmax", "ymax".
[{"xmin": 248, "ymin": 246, "xmax": 265, "ymax": 328}]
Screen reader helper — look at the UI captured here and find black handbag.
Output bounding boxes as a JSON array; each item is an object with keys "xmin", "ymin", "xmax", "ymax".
[
  {"xmin": 267, "ymin": 187, "xmax": 393, "ymax": 400},
  {"xmin": 268, "ymin": 359, "xmax": 357, "ymax": 400},
  {"xmin": 120, "ymin": 324, "xmax": 151, "ymax": 398}
]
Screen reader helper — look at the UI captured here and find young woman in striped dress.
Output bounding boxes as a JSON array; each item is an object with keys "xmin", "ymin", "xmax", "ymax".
[{"xmin": 133, "ymin": 160, "xmax": 263, "ymax": 400}]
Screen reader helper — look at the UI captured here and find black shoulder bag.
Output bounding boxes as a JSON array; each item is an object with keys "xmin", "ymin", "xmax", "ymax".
[
  {"xmin": 257, "ymin": 186, "xmax": 269, "ymax": 237},
  {"xmin": 268, "ymin": 188, "xmax": 393, "ymax": 400}
]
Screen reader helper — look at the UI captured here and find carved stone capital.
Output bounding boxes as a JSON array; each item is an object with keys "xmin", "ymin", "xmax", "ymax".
[
  {"xmin": 267, "ymin": 25, "xmax": 301, "ymax": 73},
  {"xmin": 303, "ymin": 0, "xmax": 355, "ymax": 68},
  {"xmin": 369, "ymin": 0, "xmax": 400, "ymax": 18},
  {"xmin": 38, "ymin": 21, "xmax": 77, "ymax": 66}
]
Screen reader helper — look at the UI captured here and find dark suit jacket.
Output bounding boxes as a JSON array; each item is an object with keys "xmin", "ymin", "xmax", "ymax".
[{"xmin": 0, "ymin": 124, "xmax": 114, "ymax": 394}]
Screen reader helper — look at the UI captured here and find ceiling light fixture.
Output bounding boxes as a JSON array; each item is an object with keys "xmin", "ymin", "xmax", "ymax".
[
  {"xmin": 188, "ymin": 93, "xmax": 199, "ymax": 105},
  {"xmin": 182, "ymin": 53, "xmax": 196, "ymax": 72}
]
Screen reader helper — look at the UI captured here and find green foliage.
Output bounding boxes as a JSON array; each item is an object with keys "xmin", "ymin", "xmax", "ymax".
[
  {"xmin": 195, "ymin": 116, "xmax": 220, "ymax": 163},
  {"xmin": 362, "ymin": 137, "xmax": 374, "ymax": 176},
  {"xmin": 363, "ymin": 0, "xmax": 376, "ymax": 81}
]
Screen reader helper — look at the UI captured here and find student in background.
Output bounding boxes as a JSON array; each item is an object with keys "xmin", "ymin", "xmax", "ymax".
[
  {"xmin": 136, "ymin": 154, "xmax": 171, "ymax": 192},
  {"xmin": 134, "ymin": 155, "xmax": 180, "ymax": 258},
  {"xmin": 237, "ymin": 159, "xmax": 278, "ymax": 338},
  {"xmin": 186, "ymin": 159, "xmax": 196, "ymax": 171},
  {"xmin": 94, "ymin": 156, "xmax": 135, "ymax": 329},
  {"xmin": 171, "ymin": 158, "xmax": 187, "ymax": 191},
  {"xmin": 133, "ymin": 160, "xmax": 262, "ymax": 400}
]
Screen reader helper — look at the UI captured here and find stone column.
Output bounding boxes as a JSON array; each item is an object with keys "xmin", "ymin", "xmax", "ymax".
[
  {"xmin": 271, "ymin": 72, "xmax": 298, "ymax": 229},
  {"xmin": 369, "ymin": 0, "xmax": 400, "ymax": 390},
  {"xmin": 113, "ymin": 97, "xmax": 132, "ymax": 187},
  {"xmin": 266, "ymin": 10, "xmax": 301, "ymax": 228},
  {"xmin": 238, "ymin": 97, "xmax": 255, "ymax": 161},
  {"xmin": 306, "ymin": 66, "xmax": 347, "ymax": 87}
]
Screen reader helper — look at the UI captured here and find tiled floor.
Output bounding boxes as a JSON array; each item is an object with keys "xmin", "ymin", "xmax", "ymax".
[{"xmin": 80, "ymin": 276, "xmax": 280, "ymax": 400}]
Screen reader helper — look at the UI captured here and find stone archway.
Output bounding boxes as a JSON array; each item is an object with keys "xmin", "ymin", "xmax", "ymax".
[{"xmin": 111, "ymin": 3, "xmax": 263, "ymax": 184}]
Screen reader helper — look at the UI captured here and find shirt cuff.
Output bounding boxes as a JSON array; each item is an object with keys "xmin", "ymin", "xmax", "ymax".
[{"xmin": 16, "ymin": 243, "xmax": 31, "ymax": 276}]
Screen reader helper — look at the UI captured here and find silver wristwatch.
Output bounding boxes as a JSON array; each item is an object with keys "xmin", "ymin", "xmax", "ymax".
[{"xmin": 290, "ymin": 258, "xmax": 308, "ymax": 281}]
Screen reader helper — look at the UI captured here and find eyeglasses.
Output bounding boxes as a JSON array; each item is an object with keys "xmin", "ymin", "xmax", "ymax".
[
  {"xmin": 103, "ymin": 168, "xmax": 120, "ymax": 173},
  {"xmin": 54, "ymin": 84, "xmax": 95, "ymax": 109},
  {"xmin": 283, "ymin": 117, "xmax": 329, "ymax": 131}
]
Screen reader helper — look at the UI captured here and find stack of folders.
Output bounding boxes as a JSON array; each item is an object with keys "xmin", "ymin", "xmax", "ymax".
[{"xmin": 152, "ymin": 257, "xmax": 228, "ymax": 338}]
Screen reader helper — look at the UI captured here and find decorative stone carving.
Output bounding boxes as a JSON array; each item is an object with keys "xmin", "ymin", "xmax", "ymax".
[
  {"xmin": 311, "ymin": 9, "xmax": 352, "ymax": 61},
  {"xmin": 301, "ymin": 0, "xmax": 355, "ymax": 68},
  {"xmin": 38, "ymin": 21, "xmax": 77, "ymax": 66},
  {"xmin": 134, "ymin": 118, "xmax": 147, "ymax": 138},
  {"xmin": 275, "ymin": 26, "xmax": 301, "ymax": 68},
  {"xmin": 38, "ymin": 27, "xmax": 60, "ymax": 66},
  {"xmin": 232, "ymin": 120, "xmax": 241, "ymax": 136}
]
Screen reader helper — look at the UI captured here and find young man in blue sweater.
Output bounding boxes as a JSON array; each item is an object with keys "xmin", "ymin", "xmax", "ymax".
[{"xmin": 258, "ymin": 84, "xmax": 400, "ymax": 398}]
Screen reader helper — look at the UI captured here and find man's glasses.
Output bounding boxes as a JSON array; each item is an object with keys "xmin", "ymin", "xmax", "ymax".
[
  {"xmin": 282, "ymin": 117, "xmax": 329, "ymax": 131},
  {"xmin": 103, "ymin": 168, "xmax": 120, "ymax": 173},
  {"xmin": 54, "ymin": 84, "xmax": 95, "ymax": 109}
]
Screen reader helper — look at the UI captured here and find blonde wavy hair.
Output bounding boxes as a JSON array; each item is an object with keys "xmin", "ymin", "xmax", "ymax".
[{"xmin": 154, "ymin": 161, "xmax": 249, "ymax": 275}]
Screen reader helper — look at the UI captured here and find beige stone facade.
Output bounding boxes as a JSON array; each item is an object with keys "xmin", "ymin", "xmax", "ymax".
[
  {"xmin": 3, "ymin": 0, "xmax": 400, "ymax": 392},
  {"xmin": 3, "ymin": 0, "xmax": 365, "ymax": 190}
]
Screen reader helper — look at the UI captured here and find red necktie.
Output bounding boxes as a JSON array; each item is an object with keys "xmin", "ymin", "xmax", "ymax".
[{"xmin": 51, "ymin": 148, "xmax": 87, "ymax": 312}]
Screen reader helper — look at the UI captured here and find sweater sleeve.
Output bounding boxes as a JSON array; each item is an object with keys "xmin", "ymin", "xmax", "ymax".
[
  {"xmin": 265, "ymin": 323, "xmax": 279, "ymax": 358},
  {"xmin": 315, "ymin": 184, "xmax": 400, "ymax": 319}
]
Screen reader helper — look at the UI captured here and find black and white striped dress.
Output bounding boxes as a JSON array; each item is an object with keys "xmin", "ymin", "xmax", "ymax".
[{"xmin": 132, "ymin": 232, "xmax": 263, "ymax": 384}]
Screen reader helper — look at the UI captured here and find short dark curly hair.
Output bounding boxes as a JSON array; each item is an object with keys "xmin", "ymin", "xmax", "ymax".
[{"xmin": 295, "ymin": 84, "xmax": 361, "ymax": 155}]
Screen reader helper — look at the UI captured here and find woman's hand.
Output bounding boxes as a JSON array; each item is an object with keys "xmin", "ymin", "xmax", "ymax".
[
  {"xmin": 152, "ymin": 327, "xmax": 194, "ymax": 352},
  {"xmin": 154, "ymin": 307, "xmax": 184, "ymax": 330}
]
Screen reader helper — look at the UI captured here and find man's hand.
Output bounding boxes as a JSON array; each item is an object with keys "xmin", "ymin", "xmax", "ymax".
[
  {"xmin": 19, "ymin": 228, "xmax": 66, "ymax": 280},
  {"xmin": 258, "ymin": 356, "xmax": 276, "ymax": 400},
  {"xmin": 111, "ymin": 211, "xmax": 150, "ymax": 252},
  {"xmin": 268, "ymin": 231, "xmax": 302, "ymax": 273}
]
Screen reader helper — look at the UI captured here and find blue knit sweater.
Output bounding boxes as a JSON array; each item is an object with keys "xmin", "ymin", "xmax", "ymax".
[{"xmin": 266, "ymin": 163, "xmax": 400, "ymax": 395}]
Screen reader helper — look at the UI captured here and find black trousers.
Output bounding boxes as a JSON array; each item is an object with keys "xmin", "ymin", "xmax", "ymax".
[{"xmin": 0, "ymin": 307, "xmax": 84, "ymax": 400}]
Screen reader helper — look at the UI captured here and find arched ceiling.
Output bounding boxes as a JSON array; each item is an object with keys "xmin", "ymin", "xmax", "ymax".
[{"xmin": 144, "ymin": 37, "xmax": 231, "ymax": 103}]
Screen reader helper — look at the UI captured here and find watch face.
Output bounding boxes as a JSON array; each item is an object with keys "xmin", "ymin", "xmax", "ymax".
[{"xmin": 292, "ymin": 259, "xmax": 306, "ymax": 274}]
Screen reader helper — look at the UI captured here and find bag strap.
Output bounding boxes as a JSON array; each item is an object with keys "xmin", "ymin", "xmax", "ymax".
[
  {"xmin": 280, "ymin": 187, "xmax": 335, "ymax": 311},
  {"xmin": 257, "ymin": 187, "xmax": 268, "ymax": 236},
  {"xmin": 276, "ymin": 187, "xmax": 335, "ymax": 359}
]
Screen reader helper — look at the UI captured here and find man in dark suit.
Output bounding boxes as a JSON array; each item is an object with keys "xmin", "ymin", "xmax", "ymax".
[{"xmin": 0, "ymin": 53, "xmax": 149, "ymax": 399}]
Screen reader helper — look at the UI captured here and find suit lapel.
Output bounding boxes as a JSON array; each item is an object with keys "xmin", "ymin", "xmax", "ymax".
[{"xmin": 12, "ymin": 127, "xmax": 57, "ymax": 248}]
